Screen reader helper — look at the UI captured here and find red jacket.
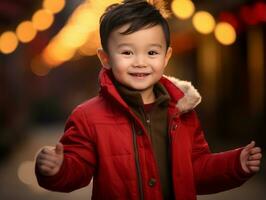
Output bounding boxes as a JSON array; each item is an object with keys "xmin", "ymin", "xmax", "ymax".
[{"xmin": 36, "ymin": 69, "xmax": 251, "ymax": 200}]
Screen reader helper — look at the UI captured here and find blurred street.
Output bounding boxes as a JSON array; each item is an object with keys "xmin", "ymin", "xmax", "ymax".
[{"xmin": 0, "ymin": 125, "xmax": 265, "ymax": 200}]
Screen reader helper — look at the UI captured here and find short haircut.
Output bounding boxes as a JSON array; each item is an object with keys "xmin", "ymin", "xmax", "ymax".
[{"xmin": 99, "ymin": 0, "xmax": 170, "ymax": 53}]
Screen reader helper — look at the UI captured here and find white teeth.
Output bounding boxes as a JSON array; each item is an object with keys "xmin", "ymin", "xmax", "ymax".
[{"xmin": 129, "ymin": 73, "xmax": 150, "ymax": 77}]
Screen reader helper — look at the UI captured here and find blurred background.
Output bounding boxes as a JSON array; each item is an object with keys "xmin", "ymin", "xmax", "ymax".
[{"xmin": 0, "ymin": 0, "xmax": 265, "ymax": 199}]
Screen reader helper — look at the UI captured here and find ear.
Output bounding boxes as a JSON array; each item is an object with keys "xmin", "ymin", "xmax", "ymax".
[
  {"xmin": 97, "ymin": 48, "xmax": 111, "ymax": 69},
  {"xmin": 164, "ymin": 47, "xmax": 172, "ymax": 68}
]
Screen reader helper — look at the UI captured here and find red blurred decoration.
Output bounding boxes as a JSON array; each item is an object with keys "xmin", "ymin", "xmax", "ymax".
[
  {"xmin": 239, "ymin": 5, "xmax": 258, "ymax": 26},
  {"xmin": 217, "ymin": 1, "xmax": 266, "ymax": 35},
  {"xmin": 254, "ymin": 1, "xmax": 266, "ymax": 22},
  {"xmin": 219, "ymin": 12, "xmax": 240, "ymax": 32}
]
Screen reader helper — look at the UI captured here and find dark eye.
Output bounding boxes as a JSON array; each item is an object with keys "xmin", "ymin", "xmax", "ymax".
[
  {"xmin": 148, "ymin": 51, "xmax": 158, "ymax": 55},
  {"xmin": 122, "ymin": 51, "xmax": 132, "ymax": 55}
]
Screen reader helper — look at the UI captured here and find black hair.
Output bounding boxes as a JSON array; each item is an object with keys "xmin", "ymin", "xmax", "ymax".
[{"xmin": 99, "ymin": 0, "xmax": 170, "ymax": 53}]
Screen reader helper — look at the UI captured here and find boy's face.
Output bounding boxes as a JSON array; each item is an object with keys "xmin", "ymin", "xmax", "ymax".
[{"xmin": 98, "ymin": 24, "xmax": 172, "ymax": 93}]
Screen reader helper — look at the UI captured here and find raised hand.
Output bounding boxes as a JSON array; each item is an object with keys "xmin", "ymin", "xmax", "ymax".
[
  {"xmin": 36, "ymin": 143, "xmax": 64, "ymax": 176},
  {"xmin": 240, "ymin": 141, "xmax": 262, "ymax": 174}
]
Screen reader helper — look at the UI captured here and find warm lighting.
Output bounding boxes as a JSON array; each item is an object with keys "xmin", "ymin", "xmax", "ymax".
[
  {"xmin": 79, "ymin": 31, "xmax": 101, "ymax": 56},
  {"xmin": 70, "ymin": 5, "xmax": 99, "ymax": 31},
  {"xmin": 32, "ymin": 9, "xmax": 54, "ymax": 31},
  {"xmin": 40, "ymin": 0, "xmax": 122, "ymax": 68},
  {"xmin": 59, "ymin": 25, "xmax": 90, "ymax": 49},
  {"xmin": 17, "ymin": 161, "xmax": 35, "ymax": 185},
  {"xmin": 31, "ymin": 56, "xmax": 50, "ymax": 76},
  {"xmin": 171, "ymin": 0, "xmax": 195, "ymax": 20},
  {"xmin": 0, "ymin": 31, "xmax": 18, "ymax": 54},
  {"xmin": 42, "ymin": 43, "xmax": 76, "ymax": 67},
  {"xmin": 16, "ymin": 21, "xmax": 37, "ymax": 43},
  {"xmin": 17, "ymin": 160, "xmax": 46, "ymax": 193},
  {"xmin": 219, "ymin": 12, "xmax": 239, "ymax": 32},
  {"xmin": 192, "ymin": 11, "xmax": 215, "ymax": 34},
  {"xmin": 214, "ymin": 22, "xmax": 236, "ymax": 45},
  {"xmin": 43, "ymin": 0, "xmax": 66, "ymax": 14}
]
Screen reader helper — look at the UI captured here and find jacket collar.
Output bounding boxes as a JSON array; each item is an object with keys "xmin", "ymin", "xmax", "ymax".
[
  {"xmin": 99, "ymin": 69, "xmax": 201, "ymax": 114},
  {"xmin": 114, "ymin": 79, "xmax": 170, "ymax": 107},
  {"xmin": 160, "ymin": 75, "xmax": 201, "ymax": 113}
]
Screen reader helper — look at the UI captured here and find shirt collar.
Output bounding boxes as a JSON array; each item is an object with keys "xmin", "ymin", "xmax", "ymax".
[{"xmin": 113, "ymin": 78, "xmax": 170, "ymax": 108}]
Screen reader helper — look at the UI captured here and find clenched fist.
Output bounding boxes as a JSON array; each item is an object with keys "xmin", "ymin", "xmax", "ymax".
[
  {"xmin": 36, "ymin": 143, "xmax": 64, "ymax": 176},
  {"xmin": 240, "ymin": 141, "xmax": 262, "ymax": 174}
]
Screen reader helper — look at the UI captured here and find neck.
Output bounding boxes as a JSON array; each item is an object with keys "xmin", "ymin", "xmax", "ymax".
[{"xmin": 140, "ymin": 87, "xmax": 155, "ymax": 104}]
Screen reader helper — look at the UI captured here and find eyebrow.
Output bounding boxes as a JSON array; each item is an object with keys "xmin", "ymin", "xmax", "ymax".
[{"xmin": 117, "ymin": 43, "xmax": 163, "ymax": 48}]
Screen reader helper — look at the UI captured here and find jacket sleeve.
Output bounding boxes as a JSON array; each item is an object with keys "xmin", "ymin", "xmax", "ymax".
[
  {"xmin": 191, "ymin": 111, "xmax": 253, "ymax": 194},
  {"xmin": 35, "ymin": 106, "xmax": 97, "ymax": 192}
]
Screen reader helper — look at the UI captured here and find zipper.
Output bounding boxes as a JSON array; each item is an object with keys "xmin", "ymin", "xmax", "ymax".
[
  {"xmin": 168, "ymin": 114, "xmax": 180, "ymax": 143},
  {"xmin": 141, "ymin": 107, "xmax": 152, "ymax": 141},
  {"xmin": 132, "ymin": 122, "xmax": 144, "ymax": 200},
  {"xmin": 168, "ymin": 114, "xmax": 180, "ymax": 200},
  {"xmin": 145, "ymin": 112, "xmax": 152, "ymax": 141}
]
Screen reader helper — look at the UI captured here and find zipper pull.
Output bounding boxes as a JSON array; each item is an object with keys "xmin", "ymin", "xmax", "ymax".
[{"xmin": 146, "ymin": 113, "xmax": 151, "ymax": 124}]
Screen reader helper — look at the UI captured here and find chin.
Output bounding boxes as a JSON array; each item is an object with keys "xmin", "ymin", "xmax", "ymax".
[{"xmin": 134, "ymin": 86, "xmax": 152, "ymax": 91}]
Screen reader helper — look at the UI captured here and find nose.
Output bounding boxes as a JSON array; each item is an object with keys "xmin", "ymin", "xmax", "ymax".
[{"xmin": 133, "ymin": 55, "xmax": 146, "ymax": 68}]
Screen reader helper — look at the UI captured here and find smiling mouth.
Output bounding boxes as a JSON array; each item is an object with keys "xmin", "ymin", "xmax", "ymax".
[{"xmin": 129, "ymin": 73, "xmax": 151, "ymax": 77}]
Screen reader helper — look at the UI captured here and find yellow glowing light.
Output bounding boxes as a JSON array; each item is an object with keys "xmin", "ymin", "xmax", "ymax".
[
  {"xmin": 192, "ymin": 11, "xmax": 216, "ymax": 34},
  {"xmin": 16, "ymin": 21, "xmax": 37, "ymax": 43},
  {"xmin": 171, "ymin": 0, "xmax": 195, "ymax": 20},
  {"xmin": 43, "ymin": 44, "xmax": 76, "ymax": 67},
  {"xmin": 79, "ymin": 31, "xmax": 101, "ymax": 56},
  {"xmin": 40, "ymin": 0, "xmax": 122, "ymax": 67},
  {"xmin": 0, "ymin": 31, "xmax": 18, "ymax": 54},
  {"xmin": 59, "ymin": 25, "xmax": 90, "ymax": 49},
  {"xmin": 32, "ymin": 9, "xmax": 54, "ymax": 31},
  {"xmin": 31, "ymin": 56, "xmax": 50, "ymax": 76},
  {"xmin": 43, "ymin": 0, "xmax": 66, "ymax": 14},
  {"xmin": 214, "ymin": 22, "xmax": 236, "ymax": 45},
  {"xmin": 70, "ymin": 6, "xmax": 99, "ymax": 31},
  {"xmin": 17, "ymin": 161, "xmax": 35, "ymax": 185}
]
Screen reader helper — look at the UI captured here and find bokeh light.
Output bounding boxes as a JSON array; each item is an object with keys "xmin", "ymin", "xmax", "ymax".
[
  {"xmin": 171, "ymin": 0, "xmax": 195, "ymax": 20},
  {"xmin": 32, "ymin": 9, "xmax": 54, "ymax": 31},
  {"xmin": 214, "ymin": 22, "xmax": 236, "ymax": 45},
  {"xmin": 31, "ymin": 56, "xmax": 51, "ymax": 76},
  {"xmin": 0, "ymin": 31, "xmax": 18, "ymax": 54},
  {"xmin": 17, "ymin": 161, "xmax": 35, "ymax": 185},
  {"xmin": 43, "ymin": 0, "xmax": 66, "ymax": 14},
  {"xmin": 219, "ymin": 12, "xmax": 239, "ymax": 32},
  {"xmin": 42, "ymin": 43, "xmax": 76, "ymax": 67},
  {"xmin": 79, "ymin": 31, "xmax": 101, "ymax": 56},
  {"xmin": 16, "ymin": 21, "xmax": 37, "ymax": 43},
  {"xmin": 192, "ymin": 11, "xmax": 216, "ymax": 34}
]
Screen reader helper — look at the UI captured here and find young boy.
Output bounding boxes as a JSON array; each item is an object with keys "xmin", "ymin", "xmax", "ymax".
[{"xmin": 35, "ymin": 1, "xmax": 262, "ymax": 199}]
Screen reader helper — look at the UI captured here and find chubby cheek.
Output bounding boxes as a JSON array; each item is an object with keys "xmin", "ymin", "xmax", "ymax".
[
  {"xmin": 110, "ymin": 57, "xmax": 130, "ymax": 73},
  {"xmin": 112, "ymin": 68, "xmax": 126, "ymax": 82},
  {"xmin": 151, "ymin": 60, "xmax": 166, "ymax": 74},
  {"xmin": 110, "ymin": 63, "xmax": 129, "ymax": 84}
]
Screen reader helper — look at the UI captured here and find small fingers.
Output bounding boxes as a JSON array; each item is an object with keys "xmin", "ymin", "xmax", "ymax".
[
  {"xmin": 36, "ymin": 153, "xmax": 62, "ymax": 171},
  {"xmin": 37, "ymin": 153, "xmax": 58, "ymax": 162},
  {"xmin": 41, "ymin": 147, "xmax": 56, "ymax": 155},
  {"xmin": 248, "ymin": 166, "xmax": 260, "ymax": 172},
  {"xmin": 248, "ymin": 153, "xmax": 262, "ymax": 160},
  {"xmin": 245, "ymin": 141, "xmax": 255, "ymax": 150},
  {"xmin": 250, "ymin": 147, "xmax": 262, "ymax": 155},
  {"xmin": 37, "ymin": 159, "xmax": 58, "ymax": 169},
  {"xmin": 246, "ymin": 160, "xmax": 261, "ymax": 166},
  {"xmin": 38, "ymin": 164, "xmax": 55, "ymax": 176}
]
